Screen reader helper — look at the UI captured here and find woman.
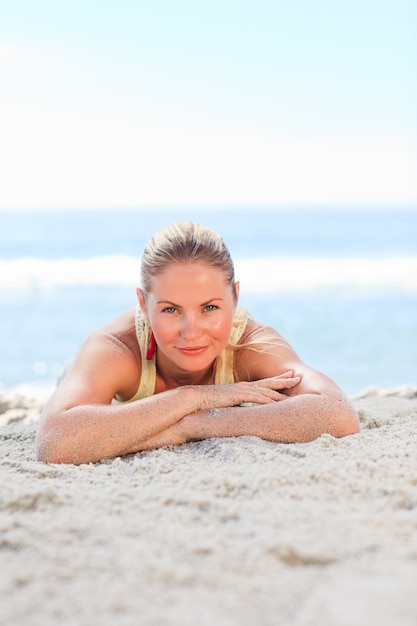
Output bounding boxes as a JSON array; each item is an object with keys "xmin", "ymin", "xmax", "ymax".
[{"xmin": 37, "ymin": 221, "xmax": 359, "ymax": 464}]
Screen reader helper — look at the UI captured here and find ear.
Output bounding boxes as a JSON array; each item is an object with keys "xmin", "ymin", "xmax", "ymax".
[
  {"xmin": 136, "ymin": 288, "xmax": 148, "ymax": 319},
  {"xmin": 234, "ymin": 280, "xmax": 240, "ymax": 303}
]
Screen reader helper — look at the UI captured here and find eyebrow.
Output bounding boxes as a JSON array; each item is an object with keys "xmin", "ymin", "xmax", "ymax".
[{"xmin": 156, "ymin": 297, "xmax": 225, "ymax": 307}]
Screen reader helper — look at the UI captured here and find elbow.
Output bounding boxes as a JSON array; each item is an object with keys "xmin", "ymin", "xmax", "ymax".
[
  {"xmin": 36, "ymin": 405, "xmax": 86, "ymax": 464},
  {"xmin": 332, "ymin": 417, "xmax": 360, "ymax": 439},
  {"xmin": 36, "ymin": 437, "xmax": 73, "ymax": 465},
  {"xmin": 37, "ymin": 445, "xmax": 82, "ymax": 465},
  {"xmin": 305, "ymin": 390, "xmax": 360, "ymax": 440},
  {"xmin": 36, "ymin": 448, "xmax": 57, "ymax": 464},
  {"xmin": 36, "ymin": 406, "xmax": 67, "ymax": 464},
  {"xmin": 36, "ymin": 448, "xmax": 64, "ymax": 465},
  {"xmin": 329, "ymin": 399, "xmax": 360, "ymax": 439},
  {"xmin": 36, "ymin": 422, "xmax": 79, "ymax": 465}
]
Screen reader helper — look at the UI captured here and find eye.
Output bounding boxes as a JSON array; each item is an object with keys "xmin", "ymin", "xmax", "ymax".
[
  {"xmin": 204, "ymin": 304, "xmax": 218, "ymax": 312},
  {"xmin": 162, "ymin": 306, "xmax": 177, "ymax": 313}
]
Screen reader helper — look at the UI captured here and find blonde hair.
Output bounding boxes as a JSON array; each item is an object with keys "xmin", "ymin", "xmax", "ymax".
[{"xmin": 140, "ymin": 221, "xmax": 237, "ymax": 298}]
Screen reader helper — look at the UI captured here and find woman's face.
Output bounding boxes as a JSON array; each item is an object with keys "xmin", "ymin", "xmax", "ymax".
[{"xmin": 138, "ymin": 262, "xmax": 239, "ymax": 377}]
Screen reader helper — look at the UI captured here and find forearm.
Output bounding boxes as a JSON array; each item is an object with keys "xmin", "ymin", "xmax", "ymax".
[
  {"xmin": 37, "ymin": 386, "xmax": 199, "ymax": 464},
  {"xmin": 179, "ymin": 391, "xmax": 359, "ymax": 444}
]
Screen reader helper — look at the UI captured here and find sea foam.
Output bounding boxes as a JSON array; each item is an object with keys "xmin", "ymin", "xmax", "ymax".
[{"xmin": 1, "ymin": 256, "xmax": 416, "ymax": 291}]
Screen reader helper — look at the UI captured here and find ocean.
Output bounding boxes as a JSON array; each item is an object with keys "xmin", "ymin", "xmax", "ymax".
[{"xmin": 1, "ymin": 205, "xmax": 416, "ymax": 397}]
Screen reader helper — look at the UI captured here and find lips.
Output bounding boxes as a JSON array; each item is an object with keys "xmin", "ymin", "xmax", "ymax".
[{"xmin": 177, "ymin": 346, "xmax": 209, "ymax": 356}]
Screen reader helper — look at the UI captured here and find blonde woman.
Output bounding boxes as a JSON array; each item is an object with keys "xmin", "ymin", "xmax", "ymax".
[{"xmin": 37, "ymin": 222, "xmax": 359, "ymax": 464}]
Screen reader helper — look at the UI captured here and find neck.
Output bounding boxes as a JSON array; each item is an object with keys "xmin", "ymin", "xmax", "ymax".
[{"xmin": 156, "ymin": 358, "xmax": 216, "ymax": 391}]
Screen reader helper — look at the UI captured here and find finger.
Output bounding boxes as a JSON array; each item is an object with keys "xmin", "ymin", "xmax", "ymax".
[
  {"xmin": 275, "ymin": 377, "xmax": 301, "ymax": 389},
  {"xmin": 272, "ymin": 373, "xmax": 300, "ymax": 382},
  {"xmin": 249, "ymin": 386, "xmax": 289, "ymax": 402},
  {"xmin": 257, "ymin": 376, "xmax": 301, "ymax": 389},
  {"xmin": 239, "ymin": 390, "xmax": 288, "ymax": 406},
  {"xmin": 266, "ymin": 389, "xmax": 290, "ymax": 400}
]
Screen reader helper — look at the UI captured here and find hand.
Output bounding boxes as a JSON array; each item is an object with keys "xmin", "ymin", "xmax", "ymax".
[{"xmin": 197, "ymin": 371, "xmax": 301, "ymax": 410}]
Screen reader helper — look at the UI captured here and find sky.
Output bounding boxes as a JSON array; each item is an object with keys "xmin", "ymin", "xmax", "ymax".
[{"xmin": 0, "ymin": 0, "xmax": 416, "ymax": 210}]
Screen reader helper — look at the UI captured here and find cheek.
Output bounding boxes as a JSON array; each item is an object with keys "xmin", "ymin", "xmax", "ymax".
[
  {"xmin": 212, "ymin": 314, "xmax": 234, "ymax": 341},
  {"xmin": 151, "ymin": 318, "xmax": 174, "ymax": 344}
]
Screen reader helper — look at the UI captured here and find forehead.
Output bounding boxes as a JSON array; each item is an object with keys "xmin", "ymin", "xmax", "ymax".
[{"xmin": 150, "ymin": 262, "xmax": 229, "ymax": 290}]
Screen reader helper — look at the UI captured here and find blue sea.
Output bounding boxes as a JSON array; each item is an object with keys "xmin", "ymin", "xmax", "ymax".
[{"xmin": 1, "ymin": 205, "xmax": 416, "ymax": 397}]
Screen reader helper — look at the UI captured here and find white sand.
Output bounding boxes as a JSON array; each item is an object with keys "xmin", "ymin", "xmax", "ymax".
[{"xmin": 1, "ymin": 386, "xmax": 417, "ymax": 626}]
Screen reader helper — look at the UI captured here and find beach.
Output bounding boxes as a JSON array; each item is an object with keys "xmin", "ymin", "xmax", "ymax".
[{"xmin": 1, "ymin": 386, "xmax": 417, "ymax": 625}]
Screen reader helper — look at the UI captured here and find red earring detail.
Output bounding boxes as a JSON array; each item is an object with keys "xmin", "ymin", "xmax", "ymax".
[{"xmin": 146, "ymin": 332, "xmax": 157, "ymax": 360}]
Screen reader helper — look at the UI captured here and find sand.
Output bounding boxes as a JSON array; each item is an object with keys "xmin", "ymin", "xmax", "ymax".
[{"xmin": 1, "ymin": 386, "xmax": 417, "ymax": 626}]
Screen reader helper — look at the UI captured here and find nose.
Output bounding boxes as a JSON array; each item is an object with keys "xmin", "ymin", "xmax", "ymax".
[{"xmin": 180, "ymin": 313, "xmax": 202, "ymax": 340}]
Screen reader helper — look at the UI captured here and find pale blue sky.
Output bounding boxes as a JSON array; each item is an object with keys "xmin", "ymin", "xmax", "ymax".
[{"xmin": 1, "ymin": 0, "xmax": 416, "ymax": 209}]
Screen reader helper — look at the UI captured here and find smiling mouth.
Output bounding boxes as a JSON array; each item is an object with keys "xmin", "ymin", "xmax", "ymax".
[{"xmin": 177, "ymin": 346, "xmax": 209, "ymax": 356}]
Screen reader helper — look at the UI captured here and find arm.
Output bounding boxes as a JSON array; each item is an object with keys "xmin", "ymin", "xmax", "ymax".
[
  {"xmin": 138, "ymin": 367, "xmax": 359, "ymax": 450},
  {"xmin": 176, "ymin": 367, "xmax": 359, "ymax": 445},
  {"xmin": 36, "ymin": 332, "xmax": 199, "ymax": 464},
  {"xmin": 226, "ymin": 321, "xmax": 360, "ymax": 441},
  {"xmin": 36, "ymin": 330, "xmax": 300, "ymax": 464},
  {"xmin": 137, "ymin": 324, "xmax": 359, "ymax": 449}
]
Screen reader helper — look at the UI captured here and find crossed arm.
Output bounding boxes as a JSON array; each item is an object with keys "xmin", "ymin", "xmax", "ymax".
[
  {"xmin": 125, "ymin": 365, "xmax": 359, "ymax": 453},
  {"xmin": 36, "ymin": 331, "xmax": 359, "ymax": 465}
]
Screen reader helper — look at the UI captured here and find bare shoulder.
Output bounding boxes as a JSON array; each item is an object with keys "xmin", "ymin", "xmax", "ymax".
[
  {"xmin": 45, "ymin": 308, "xmax": 141, "ymax": 409},
  {"xmin": 77, "ymin": 308, "xmax": 139, "ymax": 373},
  {"xmin": 235, "ymin": 318, "xmax": 298, "ymax": 374},
  {"xmin": 236, "ymin": 317, "xmax": 342, "ymax": 396},
  {"xmin": 241, "ymin": 317, "xmax": 292, "ymax": 349},
  {"xmin": 95, "ymin": 308, "xmax": 140, "ymax": 358}
]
